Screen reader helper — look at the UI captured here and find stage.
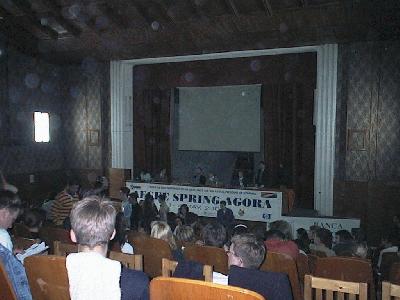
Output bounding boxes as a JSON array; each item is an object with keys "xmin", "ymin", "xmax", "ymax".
[{"xmin": 126, "ymin": 181, "xmax": 360, "ymax": 234}]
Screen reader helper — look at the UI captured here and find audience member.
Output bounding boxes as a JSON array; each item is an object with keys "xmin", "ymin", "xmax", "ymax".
[
  {"xmin": 67, "ymin": 197, "xmax": 149, "ymax": 300},
  {"xmin": 120, "ymin": 187, "xmax": 132, "ymax": 228},
  {"xmin": 352, "ymin": 242, "xmax": 368, "ymax": 259},
  {"xmin": 231, "ymin": 224, "xmax": 249, "ymax": 237},
  {"xmin": 175, "ymin": 225, "xmax": 196, "ymax": 246},
  {"xmin": 294, "ymin": 228, "xmax": 311, "ymax": 254},
  {"xmin": 265, "ymin": 220, "xmax": 299, "ymax": 259},
  {"xmin": 215, "ymin": 233, "xmax": 293, "ymax": 300},
  {"xmin": 202, "ymin": 222, "xmax": 226, "ymax": 248},
  {"xmin": 0, "ymin": 190, "xmax": 32, "ymax": 300},
  {"xmin": 377, "ymin": 234, "xmax": 399, "ymax": 268},
  {"xmin": 50, "ymin": 179, "xmax": 80, "ymax": 226},
  {"xmin": 151, "ymin": 221, "xmax": 183, "ymax": 261},
  {"xmin": 22, "ymin": 209, "xmax": 45, "ymax": 239},
  {"xmin": 142, "ymin": 193, "xmax": 158, "ymax": 233},
  {"xmin": 140, "ymin": 170, "xmax": 152, "ymax": 183},
  {"xmin": 129, "ymin": 192, "xmax": 142, "ymax": 230},
  {"xmin": 217, "ymin": 201, "xmax": 235, "ymax": 230},
  {"xmin": 110, "ymin": 212, "xmax": 134, "ymax": 254},
  {"xmin": 310, "ymin": 228, "xmax": 335, "ymax": 257},
  {"xmin": 158, "ymin": 194, "xmax": 169, "ymax": 222},
  {"xmin": 333, "ymin": 229, "xmax": 355, "ymax": 256},
  {"xmin": 177, "ymin": 204, "xmax": 197, "ymax": 225}
]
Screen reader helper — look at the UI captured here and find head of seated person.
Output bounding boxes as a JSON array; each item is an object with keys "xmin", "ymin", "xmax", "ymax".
[
  {"xmin": 175, "ymin": 225, "xmax": 195, "ymax": 245},
  {"xmin": 268, "ymin": 220, "xmax": 293, "ymax": 240},
  {"xmin": 228, "ymin": 233, "xmax": 265, "ymax": 269},
  {"xmin": 22, "ymin": 208, "xmax": 45, "ymax": 233},
  {"xmin": 202, "ymin": 222, "xmax": 226, "ymax": 248},
  {"xmin": 70, "ymin": 196, "xmax": 116, "ymax": 256},
  {"xmin": 150, "ymin": 221, "xmax": 178, "ymax": 251},
  {"xmin": 315, "ymin": 228, "xmax": 333, "ymax": 249},
  {"xmin": 0, "ymin": 190, "xmax": 22, "ymax": 249},
  {"xmin": 334, "ymin": 230, "xmax": 353, "ymax": 244}
]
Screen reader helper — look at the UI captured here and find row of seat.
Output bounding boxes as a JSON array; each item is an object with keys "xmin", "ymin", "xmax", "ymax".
[{"xmin": 2, "ymin": 251, "xmax": 400, "ymax": 300}]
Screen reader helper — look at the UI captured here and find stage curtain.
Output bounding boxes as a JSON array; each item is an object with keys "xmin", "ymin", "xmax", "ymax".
[{"xmin": 133, "ymin": 88, "xmax": 171, "ymax": 179}]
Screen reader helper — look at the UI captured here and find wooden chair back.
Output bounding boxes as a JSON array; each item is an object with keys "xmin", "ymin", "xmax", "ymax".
[
  {"xmin": 150, "ymin": 277, "xmax": 265, "ymax": 300},
  {"xmin": 109, "ymin": 251, "xmax": 143, "ymax": 271},
  {"xmin": 297, "ymin": 253, "xmax": 310, "ymax": 286},
  {"xmin": 13, "ymin": 237, "xmax": 37, "ymax": 250},
  {"xmin": 25, "ymin": 255, "xmax": 70, "ymax": 300},
  {"xmin": 53, "ymin": 241, "xmax": 78, "ymax": 256},
  {"xmin": 12, "ymin": 223, "xmax": 33, "ymax": 238},
  {"xmin": 390, "ymin": 262, "xmax": 400, "ymax": 285},
  {"xmin": 260, "ymin": 251, "xmax": 302, "ymax": 300},
  {"xmin": 307, "ymin": 254, "xmax": 319, "ymax": 274},
  {"xmin": 382, "ymin": 281, "xmax": 400, "ymax": 300},
  {"xmin": 162, "ymin": 258, "xmax": 213, "ymax": 282},
  {"xmin": 314, "ymin": 256, "xmax": 375, "ymax": 300},
  {"xmin": 183, "ymin": 245, "xmax": 228, "ymax": 274},
  {"xmin": 0, "ymin": 261, "xmax": 17, "ymax": 300},
  {"xmin": 304, "ymin": 275, "xmax": 367, "ymax": 300},
  {"xmin": 128, "ymin": 234, "xmax": 173, "ymax": 278},
  {"xmin": 39, "ymin": 227, "xmax": 72, "ymax": 254},
  {"xmin": 381, "ymin": 253, "xmax": 400, "ymax": 281}
]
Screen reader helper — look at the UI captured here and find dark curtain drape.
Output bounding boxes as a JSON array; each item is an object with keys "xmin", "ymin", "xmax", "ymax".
[
  {"xmin": 263, "ymin": 83, "xmax": 314, "ymax": 208},
  {"xmin": 133, "ymin": 88, "xmax": 171, "ymax": 179}
]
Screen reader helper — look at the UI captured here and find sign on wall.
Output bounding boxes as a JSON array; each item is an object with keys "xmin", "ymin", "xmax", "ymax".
[{"xmin": 126, "ymin": 182, "xmax": 283, "ymax": 222}]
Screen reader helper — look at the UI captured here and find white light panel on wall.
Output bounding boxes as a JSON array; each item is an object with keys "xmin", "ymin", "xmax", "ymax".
[{"xmin": 34, "ymin": 112, "xmax": 50, "ymax": 143}]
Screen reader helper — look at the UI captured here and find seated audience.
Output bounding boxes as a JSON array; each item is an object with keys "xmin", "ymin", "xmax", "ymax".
[
  {"xmin": 294, "ymin": 228, "xmax": 311, "ymax": 254},
  {"xmin": 22, "ymin": 209, "xmax": 45, "ymax": 239},
  {"xmin": 157, "ymin": 194, "xmax": 169, "ymax": 222},
  {"xmin": 352, "ymin": 242, "xmax": 368, "ymax": 259},
  {"xmin": 129, "ymin": 192, "xmax": 142, "ymax": 230},
  {"xmin": 67, "ymin": 196, "xmax": 149, "ymax": 300},
  {"xmin": 0, "ymin": 190, "xmax": 32, "ymax": 300},
  {"xmin": 50, "ymin": 179, "xmax": 80, "ymax": 226},
  {"xmin": 217, "ymin": 200, "xmax": 235, "ymax": 230},
  {"xmin": 177, "ymin": 204, "xmax": 197, "ymax": 226},
  {"xmin": 377, "ymin": 234, "xmax": 399, "ymax": 268},
  {"xmin": 175, "ymin": 225, "xmax": 196, "ymax": 247},
  {"xmin": 333, "ymin": 229, "xmax": 355, "ymax": 256},
  {"xmin": 265, "ymin": 220, "xmax": 299, "ymax": 259},
  {"xmin": 215, "ymin": 233, "xmax": 293, "ymax": 300},
  {"xmin": 310, "ymin": 228, "xmax": 335, "ymax": 257},
  {"xmin": 120, "ymin": 187, "xmax": 132, "ymax": 228},
  {"xmin": 110, "ymin": 212, "xmax": 134, "ymax": 254},
  {"xmin": 202, "ymin": 222, "xmax": 227, "ymax": 248},
  {"xmin": 142, "ymin": 193, "xmax": 158, "ymax": 233},
  {"xmin": 150, "ymin": 221, "xmax": 183, "ymax": 261}
]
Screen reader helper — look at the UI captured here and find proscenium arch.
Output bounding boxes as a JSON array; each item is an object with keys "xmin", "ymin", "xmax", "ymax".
[{"xmin": 110, "ymin": 44, "xmax": 337, "ymax": 216}]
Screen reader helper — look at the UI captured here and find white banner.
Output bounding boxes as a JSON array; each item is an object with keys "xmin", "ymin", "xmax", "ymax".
[{"xmin": 126, "ymin": 182, "xmax": 282, "ymax": 222}]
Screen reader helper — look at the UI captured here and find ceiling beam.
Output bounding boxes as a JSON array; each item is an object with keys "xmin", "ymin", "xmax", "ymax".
[
  {"xmin": 261, "ymin": 0, "xmax": 273, "ymax": 17},
  {"xmin": 224, "ymin": 0, "xmax": 240, "ymax": 17},
  {"xmin": 11, "ymin": 0, "xmax": 59, "ymax": 39},
  {"xmin": 39, "ymin": 0, "xmax": 81, "ymax": 37}
]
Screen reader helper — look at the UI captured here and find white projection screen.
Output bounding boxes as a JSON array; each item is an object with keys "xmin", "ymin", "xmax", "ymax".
[{"xmin": 178, "ymin": 84, "xmax": 261, "ymax": 152}]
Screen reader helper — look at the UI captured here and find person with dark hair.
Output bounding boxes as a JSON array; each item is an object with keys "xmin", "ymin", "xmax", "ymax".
[
  {"xmin": 202, "ymin": 222, "xmax": 227, "ymax": 248},
  {"xmin": 333, "ymin": 230, "xmax": 355, "ymax": 256},
  {"xmin": 214, "ymin": 233, "xmax": 293, "ymax": 300},
  {"xmin": 22, "ymin": 209, "xmax": 45, "ymax": 239},
  {"xmin": 178, "ymin": 204, "xmax": 197, "ymax": 225},
  {"xmin": 142, "ymin": 193, "xmax": 158, "ymax": 233},
  {"xmin": 310, "ymin": 228, "xmax": 335, "ymax": 257},
  {"xmin": 110, "ymin": 212, "xmax": 134, "ymax": 254},
  {"xmin": 129, "ymin": 192, "xmax": 142, "ymax": 230},
  {"xmin": 50, "ymin": 179, "xmax": 80, "ymax": 226},
  {"xmin": 255, "ymin": 161, "xmax": 269, "ymax": 188},
  {"xmin": 0, "ymin": 190, "xmax": 32, "ymax": 300},
  {"xmin": 158, "ymin": 194, "xmax": 169, "ymax": 222},
  {"xmin": 67, "ymin": 197, "xmax": 149, "ymax": 300},
  {"xmin": 120, "ymin": 187, "xmax": 132, "ymax": 228},
  {"xmin": 217, "ymin": 201, "xmax": 235, "ymax": 230},
  {"xmin": 295, "ymin": 228, "xmax": 311, "ymax": 254}
]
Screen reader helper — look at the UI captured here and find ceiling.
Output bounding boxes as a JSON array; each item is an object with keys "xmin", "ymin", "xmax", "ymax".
[{"xmin": 0, "ymin": 0, "xmax": 399, "ymax": 63}]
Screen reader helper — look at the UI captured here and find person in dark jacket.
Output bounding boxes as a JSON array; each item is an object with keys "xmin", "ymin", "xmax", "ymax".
[{"xmin": 227, "ymin": 233, "xmax": 293, "ymax": 300}]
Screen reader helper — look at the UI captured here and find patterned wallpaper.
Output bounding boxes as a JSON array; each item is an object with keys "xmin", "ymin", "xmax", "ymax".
[
  {"xmin": 335, "ymin": 41, "xmax": 400, "ymax": 182},
  {"xmin": 0, "ymin": 43, "xmax": 110, "ymax": 176}
]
